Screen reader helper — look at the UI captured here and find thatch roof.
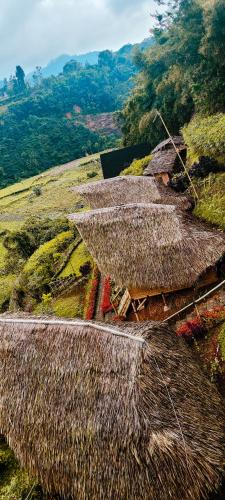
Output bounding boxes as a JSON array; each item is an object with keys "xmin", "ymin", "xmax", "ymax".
[
  {"xmin": 144, "ymin": 149, "xmax": 178, "ymax": 176},
  {"xmin": 0, "ymin": 317, "xmax": 224, "ymax": 499},
  {"xmin": 72, "ymin": 175, "xmax": 192, "ymax": 211},
  {"xmin": 151, "ymin": 136, "xmax": 185, "ymax": 154},
  {"xmin": 69, "ymin": 203, "xmax": 225, "ymax": 291}
]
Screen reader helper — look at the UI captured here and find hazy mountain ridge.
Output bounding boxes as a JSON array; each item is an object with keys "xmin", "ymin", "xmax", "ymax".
[{"xmin": 26, "ymin": 37, "xmax": 154, "ymax": 81}]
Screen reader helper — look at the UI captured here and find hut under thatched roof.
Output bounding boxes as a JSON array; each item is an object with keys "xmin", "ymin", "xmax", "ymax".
[
  {"xmin": 0, "ymin": 317, "xmax": 225, "ymax": 500},
  {"xmin": 151, "ymin": 136, "xmax": 185, "ymax": 155},
  {"xmin": 72, "ymin": 175, "xmax": 192, "ymax": 211},
  {"xmin": 69, "ymin": 203, "xmax": 225, "ymax": 293},
  {"xmin": 144, "ymin": 136, "xmax": 187, "ymax": 185},
  {"xmin": 144, "ymin": 149, "xmax": 178, "ymax": 175}
]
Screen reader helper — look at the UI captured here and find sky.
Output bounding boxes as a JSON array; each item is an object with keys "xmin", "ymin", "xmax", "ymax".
[{"xmin": 0, "ymin": 0, "xmax": 157, "ymax": 79}]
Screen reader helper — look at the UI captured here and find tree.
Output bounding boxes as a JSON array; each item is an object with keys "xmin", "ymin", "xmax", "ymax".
[
  {"xmin": 63, "ymin": 60, "xmax": 81, "ymax": 74},
  {"xmin": 98, "ymin": 50, "xmax": 114, "ymax": 68},
  {"xmin": 15, "ymin": 65, "xmax": 26, "ymax": 93},
  {"xmin": 121, "ymin": 0, "xmax": 225, "ymax": 148},
  {"xmin": 32, "ymin": 66, "xmax": 43, "ymax": 86}
]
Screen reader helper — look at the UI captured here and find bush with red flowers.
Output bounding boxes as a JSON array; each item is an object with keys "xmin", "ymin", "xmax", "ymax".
[
  {"xmin": 201, "ymin": 306, "xmax": 225, "ymax": 327},
  {"xmin": 101, "ymin": 276, "xmax": 113, "ymax": 315},
  {"xmin": 85, "ymin": 266, "xmax": 100, "ymax": 320},
  {"xmin": 177, "ymin": 317, "xmax": 206, "ymax": 339}
]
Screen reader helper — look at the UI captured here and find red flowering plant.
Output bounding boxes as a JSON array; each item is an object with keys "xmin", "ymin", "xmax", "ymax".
[
  {"xmin": 85, "ymin": 266, "xmax": 100, "ymax": 320},
  {"xmin": 201, "ymin": 306, "xmax": 225, "ymax": 328},
  {"xmin": 101, "ymin": 276, "xmax": 113, "ymax": 315},
  {"xmin": 176, "ymin": 317, "xmax": 206, "ymax": 340}
]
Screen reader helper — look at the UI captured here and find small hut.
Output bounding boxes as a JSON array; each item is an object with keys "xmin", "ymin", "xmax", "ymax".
[
  {"xmin": 70, "ymin": 204, "xmax": 225, "ymax": 320},
  {"xmin": 0, "ymin": 317, "xmax": 225, "ymax": 499},
  {"xmin": 151, "ymin": 136, "xmax": 185, "ymax": 155},
  {"xmin": 72, "ymin": 175, "xmax": 192, "ymax": 211},
  {"xmin": 144, "ymin": 136, "xmax": 187, "ymax": 185}
]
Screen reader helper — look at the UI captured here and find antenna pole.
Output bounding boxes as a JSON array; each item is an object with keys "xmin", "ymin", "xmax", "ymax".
[{"xmin": 155, "ymin": 110, "xmax": 199, "ymax": 201}]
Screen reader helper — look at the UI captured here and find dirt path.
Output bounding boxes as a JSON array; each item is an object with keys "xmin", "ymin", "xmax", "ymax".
[{"xmin": 95, "ymin": 273, "xmax": 104, "ymax": 321}]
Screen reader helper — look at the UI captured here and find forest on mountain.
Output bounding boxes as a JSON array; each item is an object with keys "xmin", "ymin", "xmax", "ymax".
[
  {"xmin": 121, "ymin": 0, "xmax": 225, "ymax": 150},
  {"xmin": 0, "ymin": 40, "xmax": 152, "ymax": 188}
]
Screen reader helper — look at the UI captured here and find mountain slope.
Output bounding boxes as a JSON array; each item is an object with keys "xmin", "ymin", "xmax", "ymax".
[{"xmin": 27, "ymin": 51, "xmax": 100, "ymax": 81}]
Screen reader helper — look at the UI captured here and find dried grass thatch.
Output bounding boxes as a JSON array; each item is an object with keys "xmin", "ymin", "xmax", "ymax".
[
  {"xmin": 72, "ymin": 175, "xmax": 191, "ymax": 211},
  {"xmin": 69, "ymin": 203, "xmax": 225, "ymax": 290},
  {"xmin": 0, "ymin": 317, "xmax": 225, "ymax": 499},
  {"xmin": 151, "ymin": 136, "xmax": 185, "ymax": 154},
  {"xmin": 144, "ymin": 149, "xmax": 178, "ymax": 175}
]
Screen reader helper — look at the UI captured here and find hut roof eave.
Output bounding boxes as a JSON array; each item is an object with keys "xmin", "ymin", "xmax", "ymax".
[
  {"xmin": 69, "ymin": 203, "xmax": 225, "ymax": 291},
  {"xmin": 0, "ymin": 317, "xmax": 224, "ymax": 500},
  {"xmin": 71, "ymin": 175, "xmax": 191, "ymax": 211}
]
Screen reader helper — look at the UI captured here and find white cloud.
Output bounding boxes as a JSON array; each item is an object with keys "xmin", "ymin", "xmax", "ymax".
[{"xmin": 0, "ymin": 0, "xmax": 156, "ymax": 79}]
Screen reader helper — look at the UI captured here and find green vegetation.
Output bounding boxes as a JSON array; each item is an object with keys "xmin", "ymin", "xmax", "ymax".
[
  {"xmin": 183, "ymin": 114, "xmax": 225, "ymax": 164},
  {"xmin": 0, "ymin": 437, "xmax": 41, "ymax": 499},
  {"xmin": 0, "ymin": 42, "xmax": 150, "ymax": 188},
  {"xmin": 0, "ymin": 155, "xmax": 102, "ymax": 312},
  {"xmin": 60, "ymin": 241, "xmax": 92, "ymax": 278},
  {"xmin": 21, "ymin": 231, "xmax": 74, "ymax": 300},
  {"xmin": 53, "ymin": 291, "xmax": 84, "ymax": 319},
  {"xmin": 121, "ymin": 0, "xmax": 225, "ymax": 149},
  {"xmin": 219, "ymin": 323, "xmax": 225, "ymax": 362},
  {"xmin": 120, "ymin": 155, "xmax": 152, "ymax": 176},
  {"xmin": 194, "ymin": 174, "xmax": 225, "ymax": 229}
]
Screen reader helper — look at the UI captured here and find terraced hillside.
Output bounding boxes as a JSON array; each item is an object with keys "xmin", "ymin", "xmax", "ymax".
[{"xmin": 0, "ymin": 153, "xmax": 103, "ymax": 315}]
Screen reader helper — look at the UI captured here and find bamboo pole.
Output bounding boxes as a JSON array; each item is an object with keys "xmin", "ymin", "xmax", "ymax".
[
  {"xmin": 164, "ymin": 279, "xmax": 225, "ymax": 323},
  {"xmin": 154, "ymin": 110, "xmax": 199, "ymax": 201}
]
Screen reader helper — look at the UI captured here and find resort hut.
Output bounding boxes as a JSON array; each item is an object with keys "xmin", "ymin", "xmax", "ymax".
[
  {"xmin": 70, "ymin": 204, "xmax": 225, "ymax": 320},
  {"xmin": 143, "ymin": 136, "xmax": 187, "ymax": 185},
  {"xmin": 0, "ymin": 317, "xmax": 225, "ymax": 500},
  {"xmin": 72, "ymin": 175, "xmax": 192, "ymax": 211},
  {"xmin": 151, "ymin": 136, "xmax": 186, "ymax": 155}
]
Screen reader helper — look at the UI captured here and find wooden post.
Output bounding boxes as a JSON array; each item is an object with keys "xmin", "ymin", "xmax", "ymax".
[{"xmin": 131, "ymin": 301, "xmax": 140, "ymax": 322}]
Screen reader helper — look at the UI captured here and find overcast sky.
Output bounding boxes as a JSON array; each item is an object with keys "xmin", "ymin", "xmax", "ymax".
[{"xmin": 0, "ymin": 0, "xmax": 157, "ymax": 79}]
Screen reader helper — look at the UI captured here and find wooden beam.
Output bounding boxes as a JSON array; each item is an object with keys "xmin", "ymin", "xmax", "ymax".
[{"xmin": 131, "ymin": 301, "xmax": 140, "ymax": 322}]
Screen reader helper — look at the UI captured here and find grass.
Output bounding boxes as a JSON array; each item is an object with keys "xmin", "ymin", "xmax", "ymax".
[
  {"xmin": 53, "ymin": 291, "xmax": 84, "ymax": 319},
  {"xmin": 0, "ymin": 274, "xmax": 15, "ymax": 311},
  {"xmin": 0, "ymin": 241, "xmax": 7, "ymax": 268},
  {"xmin": 120, "ymin": 155, "xmax": 152, "ymax": 176},
  {"xmin": 60, "ymin": 241, "xmax": 92, "ymax": 278},
  {"xmin": 0, "ymin": 152, "xmax": 103, "ymax": 313},
  {"xmin": 0, "ymin": 437, "xmax": 41, "ymax": 500},
  {"xmin": 0, "ymin": 154, "xmax": 103, "ymax": 231},
  {"xmin": 194, "ymin": 173, "xmax": 225, "ymax": 229},
  {"xmin": 219, "ymin": 323, "xmax": 225, "ymax": 362}
]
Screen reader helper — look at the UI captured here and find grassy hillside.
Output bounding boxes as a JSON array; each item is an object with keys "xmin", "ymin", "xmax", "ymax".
[{"xmin": 0, "ymin": 152, "xmax": 103, "ymax": 314}]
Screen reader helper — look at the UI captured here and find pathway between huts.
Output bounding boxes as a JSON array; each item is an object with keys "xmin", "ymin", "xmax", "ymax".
[{"xmin": 95, "ymin": 273, "xmax": 104, "ymax": 321}]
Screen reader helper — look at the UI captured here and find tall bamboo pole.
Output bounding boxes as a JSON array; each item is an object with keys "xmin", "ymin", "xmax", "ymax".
[{"xmin": 154, "ymin": 110, "xmax": 199, "ymax": 201}]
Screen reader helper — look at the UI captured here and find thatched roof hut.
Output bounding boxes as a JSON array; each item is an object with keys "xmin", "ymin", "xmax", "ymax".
[
  {"xmin": 69, "ymin": 203, "xmax": 225, "ymax": 291},
  {"xmin": 0, "ymin": 317, "xmax": 224, "ymax": 499},
  {"xmin": 144, "ymin": 149, "xmax": 178, "ymax": 176},
  {"xmin": 151, "ymin": 136, "xmax": 185, "ymax": 155},
  {"xmin": 144, "ymin": 137, "xmax": 187, "ymax": 182},
  {"xmin": 72, "ymin": 175, "xmax": 192, "ymax": 211}
]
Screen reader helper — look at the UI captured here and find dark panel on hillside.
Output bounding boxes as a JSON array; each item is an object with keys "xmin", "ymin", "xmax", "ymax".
[{"xmin": 100, "ymin": 144, "xmax": 151, "ymax": 179}]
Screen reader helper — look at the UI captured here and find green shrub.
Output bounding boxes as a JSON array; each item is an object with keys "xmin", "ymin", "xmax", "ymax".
[
  {"xmin": 53, "ymin": 293, "xmax": 84, "ymax": 319},
  {"xmin": 60, "ymin": 241, "xmax": 92, "ymax": 278},
  {"xmin": 183, "ymin": 114, "xmax": 225, "ymax": 164},
  {"xmin": 32, "ymin": 185, "xmax": 42, "ymax": 196},
  {"xmin": 87, "ymin": 171, "xmax": 98, "ymax": 179},
  {"xmin": 0, "ymin": 437, "xmax": 42, "ymax": 499},
  {"xmin": 219, "ymin": 323, "xmax": 225, "ymax": 362},
  {"xmin": 120, "ymin": 155, "xmax": 152, "ymax": 176},
  {"xmin": 22, "ymin": 231, "xmax": 74, "ymax": 299},
  {"xmin": 194, "ymin": 173, "xmax": 225, "ymax": 229}
]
